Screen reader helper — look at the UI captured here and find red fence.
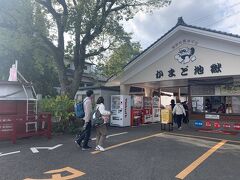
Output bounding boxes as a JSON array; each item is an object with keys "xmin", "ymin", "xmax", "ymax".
[{"xmin": 0, "ymin": 113, "xmax": 51, "ymax": 144}]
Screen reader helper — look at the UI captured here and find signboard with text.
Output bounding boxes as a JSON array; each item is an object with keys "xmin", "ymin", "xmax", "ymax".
[
  {"xmin": 214, "ymin": 121, "xmax": 221, "ymax": 128},
  {"xmin": 205, "ymin": 114, "xmax": 220, "ymax": 120},
  {"xmin": 233, "ymin": 124, "xmax": 240, "ymax": 130},
  {"xmin": 194, "ymin": 120, "xmax": 203, "ymax": 127},
  {"xmin": 205, "ymin": 120, "xmax": 212, "ymax": 127},
  {"xmin": 223, "ymin": 123, "xmax": 231, "ymax": 129}
]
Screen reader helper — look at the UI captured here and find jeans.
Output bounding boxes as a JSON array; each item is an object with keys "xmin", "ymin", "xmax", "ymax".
[
  {"xmin": 176, "ymin": 114, "xmax": 183, "ymax": 128},
  {"xmin": 96, "ymin": 124, "xmax": 107, "ymax": 147},
  {"xmin": 76, "ymin": 121, "xmax": 92, "ymax": 147}
]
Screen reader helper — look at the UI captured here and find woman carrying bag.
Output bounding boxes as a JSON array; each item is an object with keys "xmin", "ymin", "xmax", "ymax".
[{"xmin": 93, "ymin": 96, "xmax": 111, "ymax": 151}]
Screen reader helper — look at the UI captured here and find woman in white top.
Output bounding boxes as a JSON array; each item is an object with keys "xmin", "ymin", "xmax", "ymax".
[
  {"xmin": 172, "ymin": 99, "xmax": 186, "ymax": 130},
  {"xmin": 94, "ymin": 96, "xmax": 111, "ymax": 151}
]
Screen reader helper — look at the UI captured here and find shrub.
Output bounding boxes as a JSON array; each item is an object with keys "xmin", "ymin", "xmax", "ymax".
[{"xmin": 39, "ymin": 95, "xmax": 75, "ymax": 132}]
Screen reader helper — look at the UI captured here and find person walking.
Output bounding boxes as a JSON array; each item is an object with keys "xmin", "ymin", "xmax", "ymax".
[
  {"xmin": 170, "ymin": 99, "xmax": 175, "ymax": 110},
  {"xmin": 170, "ymin": 99, "xmax": 176, "ymax": 125},
  {"xmin": 94, "ymin": 96, "xmax": 111, "ymax": 152},
  {"xmin": 182, "ymin": 101, "xmax": 189, "ymax": 124},
  {"xmin": 75, "ymin": 90, "xmax": 94, "ymax": 150},
  {"xmin": 172, "ymin": 99, "xmax": 186, "ymax": 130}
]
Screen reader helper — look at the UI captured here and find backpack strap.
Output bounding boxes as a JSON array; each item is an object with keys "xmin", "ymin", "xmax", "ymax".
[
  {"xmin": 178, "ymin": 104, "xmax": 184, "ymax": 114},
  {"xmin": 75, "ymin": 98, "xmax": 87, "ymax": 106},
  {"xmin": 96, "ymin": 106, "xmax": 101, "ymax": 115}
]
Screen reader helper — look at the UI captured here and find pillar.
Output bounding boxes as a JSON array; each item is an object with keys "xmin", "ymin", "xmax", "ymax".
[
  {"xmin": 144, "ymin": 87, "xmax": 152, "ymax": 97},
  {"xmin": 120, "ymin": 84, "xmax": 130, "ymax": 95}
]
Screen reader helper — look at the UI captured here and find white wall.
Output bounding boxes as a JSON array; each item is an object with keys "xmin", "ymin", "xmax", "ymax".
[
  {"xmin": 75, "ymin": 89, "xmax": 119, "ymax": 110},
  {"xmin": 161, "ymin": 96, "xmax": 175, "ymax": 107},
  {"xmin": 124, "ymin": 45, "xmax": 240, "ymax": 84}
]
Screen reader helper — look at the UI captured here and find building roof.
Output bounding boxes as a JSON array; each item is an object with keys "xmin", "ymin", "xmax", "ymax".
[
  {"xmin": 0, "ymin": 80, "xmax": 32, "ymax": 86},
  {"xmin": 124, "ymin": 17, "xmax": 240, "ymax": 69},
  {"xmin": 0, "ymin": 81, "xmax": 35, "ymax": 100},
  {"xmin": 66, "ymin": 69, "xmax": 107, "ymax": 83},
  {"xmin": 78, "ymin": 85, "xmax": 120, "ymax": 92}
]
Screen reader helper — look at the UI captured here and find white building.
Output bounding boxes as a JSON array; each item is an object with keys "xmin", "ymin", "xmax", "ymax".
[{"xmin": 107, "ymin": 17, "xmax": 240, "ymax": 132}]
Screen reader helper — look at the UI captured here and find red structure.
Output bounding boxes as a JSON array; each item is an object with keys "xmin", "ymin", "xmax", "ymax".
[
  {"xmin": 131, "ymin": 96, "xmax": 143, "ymax": 126},
  {"xmin": 0, "ymin": 81, "xmax": 52, "ymax": 143},
  {"xmin": 0, "ymin": 81, "xmax": 37, "ymax": 115},
  {"xmin": 0, "ymin": 113, "xmax": 51, "ymax": 144}
]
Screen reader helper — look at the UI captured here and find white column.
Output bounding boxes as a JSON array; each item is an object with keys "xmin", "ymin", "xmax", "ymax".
[
  {"xmin": 144, "ymin": 87, "xmax": 152, "ymax": 97},
  {"xmin": 178, "ymin": 87, "xmax": 181, "ymax": 100},
  {"xmin": 120, "ymin": 84, "xmax": 130, "ymax": 95}
]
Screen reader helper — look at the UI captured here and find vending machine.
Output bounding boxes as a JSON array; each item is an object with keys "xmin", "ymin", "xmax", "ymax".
[
  {"xmin": 131, "ymin": 96, "xmax": 143, "ymax": 126},
  {"xmin": 110, "ymin": 95, "xmax": 131, "ymax": 127},
  {"xmin": 152, "ymin": 96, "xmax": 160, "ymax": 122},
  {"xmin": 143, "ymin": 97, "xmax": 153, "ymax": 123}
]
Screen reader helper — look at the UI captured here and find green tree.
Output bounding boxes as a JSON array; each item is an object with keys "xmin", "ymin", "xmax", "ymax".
[
  {"xmin": 0, "ymin": 0, "xmax": 171, "ymax": 98},
  {"xmin": 0, "ymin": 0, "xmax": 58, "ymax": 96},
  {"xmin": 0, "ymin": 0, "xmax": 34, "ymax": 78},
  {"xmin": 96, "ymin": 41, "xmax": 141, "ymax": 78},
  {"xmin": 33, "ymin": 0, "xmax": 171, "ymax": 98}
]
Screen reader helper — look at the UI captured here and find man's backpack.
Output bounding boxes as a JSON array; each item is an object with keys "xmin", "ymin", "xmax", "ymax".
[{"xmin": 75, "ymin": 99, "xmax": 86, "ymax": 118}]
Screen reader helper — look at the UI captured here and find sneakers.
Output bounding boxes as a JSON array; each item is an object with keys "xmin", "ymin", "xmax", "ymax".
[
  {"xmin": 96, "ymin": 145, "xmax": 105, "ymax": 152},
  {"xmin": 95, "ymin": 146, "xmax": 100, "ymax": 151},
  {"xmin": 74, "ymin": 140, "xmax": 82, "ymax": 148},
  {"xmin": 178, "ymin": 127, "xmax": 182, "ymax": 130},
  {"xmin": 82, "ymin": 146, "xmax": 92, "ymax": 151}
]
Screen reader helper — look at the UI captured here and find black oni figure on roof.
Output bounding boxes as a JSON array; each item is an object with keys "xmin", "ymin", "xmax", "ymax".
[{"xmin": 175, "ymin": 47, "xmax": 196, "ymax": 64}]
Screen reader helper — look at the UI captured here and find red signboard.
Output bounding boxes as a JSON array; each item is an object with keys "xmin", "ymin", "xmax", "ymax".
[
  {"xmin": 233, "ymin": 124, "xmax": 240, "ymax": 130},
  {"xmin": 205, "ymin": 120, "xmax": 211, "ymax": 127},
  {"xmin": 223, "ymin": 123, "xmax": 231, "ymax": 128},
  {"xmin": 0, "ymin": 113, "xmax": 52, "ymax": 144},
  {"xmin": 214, "ymin": 121, "xmax": 220, "ymax": 128}
]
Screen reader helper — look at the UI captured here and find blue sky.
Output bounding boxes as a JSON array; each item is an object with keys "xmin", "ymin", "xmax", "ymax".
[{"xmin": 123, "ymin": 0, "xmax": 240, "ymax": 49}]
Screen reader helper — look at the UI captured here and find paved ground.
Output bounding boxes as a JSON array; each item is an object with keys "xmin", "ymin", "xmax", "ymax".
[{"xmin": 0, "ymin": 123, "xmax": 240, "ymax": 180}]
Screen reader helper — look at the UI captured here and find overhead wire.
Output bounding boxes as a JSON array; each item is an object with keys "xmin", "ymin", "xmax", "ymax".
[
  {"xmin": 206, "ymin": 10, "xmax": 240, "ymax": 27},
  {"xmin": 188, "ymin": 1, "xmax": 240, "ymax": 25}
]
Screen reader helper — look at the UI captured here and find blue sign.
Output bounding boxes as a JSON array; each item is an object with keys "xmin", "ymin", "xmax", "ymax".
[{"xmin": 194, "ymin": 120, "xmax": 203, "ymax": 127}]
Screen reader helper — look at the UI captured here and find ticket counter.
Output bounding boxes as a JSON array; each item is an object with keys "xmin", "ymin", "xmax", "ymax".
[{"xmin": 190, "ymin": 84, "xmax": 240, "ymax": 132}]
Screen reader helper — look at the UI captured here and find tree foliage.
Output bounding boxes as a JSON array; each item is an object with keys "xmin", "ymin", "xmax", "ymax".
[
  {"xmin": 96, "ymin": 41, "xmax": 141, "ymax": 78},
  {"xmin": 0, "ymin": 0, "xmax": 171, "ymax": 98},
  {"xmin": 34, "ymin": 0, "xmax": 171, "ymax": 98},
  {"xmin": 0, "ymin": 0, "xmax": 59, "ymax": 96}
]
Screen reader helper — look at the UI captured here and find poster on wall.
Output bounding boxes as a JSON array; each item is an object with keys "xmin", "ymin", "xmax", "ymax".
[
  {"xmin": 192, "ymin": 97, "xmax": 203, "ymax": 112},
  {"xmin": 220, "ymin": 85, "xmax": 240, "ymax": 95}
]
